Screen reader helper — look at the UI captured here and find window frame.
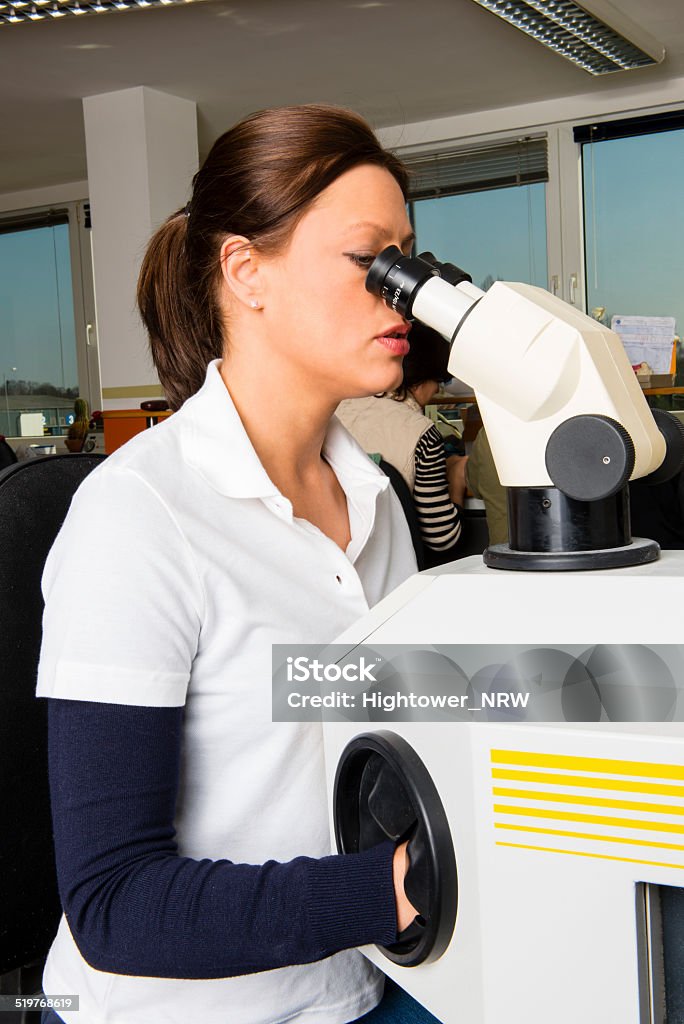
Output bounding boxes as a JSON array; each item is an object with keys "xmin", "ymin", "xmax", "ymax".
[
  {"xmin": 396, "ymin": 126, "xmax": 562, "ymax": 303},
  {"xmin": 0, "ymin": 198, "xmax": 100, "ymax": 440},
  {"xmin": 395, "ymin": 98, "xmax": 684, "ymax": 321}
]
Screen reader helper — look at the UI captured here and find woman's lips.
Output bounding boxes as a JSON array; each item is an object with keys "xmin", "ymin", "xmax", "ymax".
[{"xmin": 374, "ymin": 334, "xmax": 410, "ymax": 356}]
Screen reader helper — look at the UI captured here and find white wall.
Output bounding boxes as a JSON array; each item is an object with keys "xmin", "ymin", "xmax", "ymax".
[
  {"xmin": 378, "ymin": 73, "xmax": 684, "ymax": 152},
  {"xmin": 0, "ymin": 180, "xmax": 88, "ymax": 215}
]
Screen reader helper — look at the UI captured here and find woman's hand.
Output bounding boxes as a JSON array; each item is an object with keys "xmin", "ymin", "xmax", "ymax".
[
  {"xmin": 392, "ymin": 840, "xmax": 418, "ymax": 933},
  {"xmin": 446, "ymin": 454, "xmax": 469, "ymax": 506}
]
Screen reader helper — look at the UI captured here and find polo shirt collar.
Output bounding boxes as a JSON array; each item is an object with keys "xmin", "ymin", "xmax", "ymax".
[
  {"xmin": 323, "ymin": 414, "xmax": 390, "ymax": 500},
  {"xmin": 179, "ymin": 360, "xmax": 390, "ymax": 509},
  {"xmin": 323, "ymin": 417, "xmax": 391, "ymax": 563},
  {"xmin": 179, "ymin": 360, "xmax": 279, "ymax": 498}
]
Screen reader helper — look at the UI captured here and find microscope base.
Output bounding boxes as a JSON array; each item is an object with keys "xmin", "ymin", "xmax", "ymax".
[{"xmin": 484, "ymin": 535, "xmax": 660, "ymax": 571}]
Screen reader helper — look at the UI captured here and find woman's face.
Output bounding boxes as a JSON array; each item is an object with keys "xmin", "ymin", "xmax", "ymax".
[
  {"xmin": 410, "ymin": 379, "xmax": 441, "ymax": 409},
  {"xmin": 258, "ymin": 163, "xmax": 415, "ymax": 401}
]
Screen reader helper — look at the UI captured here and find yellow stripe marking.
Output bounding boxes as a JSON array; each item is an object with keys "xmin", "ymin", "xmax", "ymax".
[
  {"xmin": 496, "ymin": 841, "xmax": 684, "ymax": 871},
  {"xmin": 494, "ymin": 804, "xmax": 684, "ymax": 834},
  {"xmin": 492, "ymin": 787, "xmax": 684, "ymax": 815},
  {"xmin": 494, "ymin": 821, "xmax": 684, "ymax": 854},
  {"xmin": 492, "ymin": 768, "xmax": 684, "ymax": 797},
  {"xmin": 490, "ymin": 750, "xmax": 684, "ymax": 780}
]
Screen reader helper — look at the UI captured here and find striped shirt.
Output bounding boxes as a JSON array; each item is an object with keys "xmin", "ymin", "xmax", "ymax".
[{"xmin": 413, "ymin": 424, "xmax": 462, "ymax": 551}]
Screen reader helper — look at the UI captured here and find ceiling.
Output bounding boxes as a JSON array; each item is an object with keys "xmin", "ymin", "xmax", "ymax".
[{"xmin": 2, "ymin": 0, "xmax": 684, "ymax": 195}]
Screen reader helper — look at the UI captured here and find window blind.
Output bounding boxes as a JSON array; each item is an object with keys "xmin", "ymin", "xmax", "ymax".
[
  {"xmin": 0, "ymin": 208, "xmax": 69, "ymax": 237},
  {"xmin": 574, "ymin": 109, "xmax": 684, "ymax": 144},
  {"xmin": 400, "ymin": 136, "xmax": 548, "ymax": 202}
]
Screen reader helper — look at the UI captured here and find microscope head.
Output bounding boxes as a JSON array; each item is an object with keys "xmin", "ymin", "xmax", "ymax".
[{"xmin": 366, "ymin": 246, "xmax": 684, "ymax": 570}]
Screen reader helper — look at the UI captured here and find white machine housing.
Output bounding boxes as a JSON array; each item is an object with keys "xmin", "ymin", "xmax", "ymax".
[{"xmin": 323, "ymin": 553, "xmax": 684, "ymax": 1024}]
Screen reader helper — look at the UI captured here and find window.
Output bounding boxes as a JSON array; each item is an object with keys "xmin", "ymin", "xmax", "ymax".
[
  {"xmin": 577, "ymin": 112, "xmax": 684, "ymax": 393},
  {"xmin": 413, "ymin": 184, "xmax": 548, "ymax": 292},
  {"xmin": 0, "ymin": 202, "xmax": 99, "ymax": 438},
  {"xmin": 403, "ymin": 136, "xmax": 549, "ymax": 291}
]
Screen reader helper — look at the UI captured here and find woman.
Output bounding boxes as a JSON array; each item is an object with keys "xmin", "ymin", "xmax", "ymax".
[
  {"xmin": 337, "ymin": 322, "xmax": 468, "ymax": 556},
  {"xmin": 35, "ymin": 105, "xmax": 441, "ymax": 1024}
]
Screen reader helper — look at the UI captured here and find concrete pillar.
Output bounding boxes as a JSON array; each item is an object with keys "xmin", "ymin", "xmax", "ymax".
[{"xmin": 83, "ymin": 86, "xmax": 198, "ymax": 410}]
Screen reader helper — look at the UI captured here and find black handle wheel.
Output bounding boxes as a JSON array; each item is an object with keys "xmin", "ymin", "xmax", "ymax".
[{"xmin": 333, "ymin": 731, "xmax": 457, "ymax": 966}]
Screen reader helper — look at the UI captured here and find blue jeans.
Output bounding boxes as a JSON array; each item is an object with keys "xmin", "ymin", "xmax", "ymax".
[
  {"xmin": 350, "ymin": 976, "xmax": 443, "ymax": 1023},
  {"xmin": 40, "ymin": 976, "xmax": 442, "ymax": 1024}
]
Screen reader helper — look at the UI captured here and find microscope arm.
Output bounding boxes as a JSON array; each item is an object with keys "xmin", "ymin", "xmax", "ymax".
[
  {"xmin": 366, "ymin": 245, "xmax": 683, "ymax": 504},
  {"xmin": 431, "ymin": 278, "xmax": 669, "ymax": 494}
]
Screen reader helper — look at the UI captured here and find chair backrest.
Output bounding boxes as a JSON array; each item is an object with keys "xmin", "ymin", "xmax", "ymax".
[
  {"xmin": 0, "ymin": 439, "xmax": 18, "ymax": 472},
  {"xmin": 0, "ymin": 453, "xmax": 106, "ymax": 972},
  {"xmin": 379, "ymin": 458, "xmax": 426, "ymax": 571}
]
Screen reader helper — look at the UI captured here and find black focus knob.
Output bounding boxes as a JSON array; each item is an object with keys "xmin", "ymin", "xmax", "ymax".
[{"xmin": 545, "ymin": 414, "xmax": 635, "ymax": 502}]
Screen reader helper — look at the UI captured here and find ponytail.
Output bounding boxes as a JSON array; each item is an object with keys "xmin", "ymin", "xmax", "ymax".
[{"xmin": 136, "ymin": 210, "xmax": 223, "ymax": 411}]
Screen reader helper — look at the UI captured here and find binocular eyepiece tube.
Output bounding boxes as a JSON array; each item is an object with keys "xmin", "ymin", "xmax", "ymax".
[{"xmin": 365, "ymin": 246, "xmax": 484, "ymax": 344}]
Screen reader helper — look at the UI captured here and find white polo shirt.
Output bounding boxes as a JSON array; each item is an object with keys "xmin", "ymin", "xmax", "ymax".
[{"xmin": 36, "ymin": 360, "xmax": 417, "ymax": 1024}]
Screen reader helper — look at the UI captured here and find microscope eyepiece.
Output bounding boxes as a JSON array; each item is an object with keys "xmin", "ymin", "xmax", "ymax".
[
  {"xmin": 365, "ymin": 245, "xmax": 440, "ymax": 319},
  {"xmin": 417, "ymin": 251, "xmax": 473, "ymax": 288}
]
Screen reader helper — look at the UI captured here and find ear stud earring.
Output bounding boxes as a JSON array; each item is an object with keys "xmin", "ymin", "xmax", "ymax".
[{"xmin": 250, "ymin": 299, "xmax": 262, "ymax": 309}]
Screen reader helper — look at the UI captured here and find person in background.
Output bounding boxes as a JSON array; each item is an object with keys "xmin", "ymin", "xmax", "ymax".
[
  {"xmin": 337, "ymin": 322, "xmax": 468, "ymax": 556},
  {"xmin": 35, "ymin": 104, "xmax": 444, "ymax": 1024},
  {"xmin": 466, "ymin": 424, "xmax": 509, "ymax": 546}
]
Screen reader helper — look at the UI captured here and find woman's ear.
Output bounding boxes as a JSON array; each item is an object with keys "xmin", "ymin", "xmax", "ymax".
[{"xmin": 219, "ymin": 235, "xmax": 263, "ymax": 310}]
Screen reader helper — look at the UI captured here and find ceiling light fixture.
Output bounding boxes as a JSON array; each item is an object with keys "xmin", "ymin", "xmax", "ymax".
[
  {"xmin": 469, "ymin": 0, "xmax": 665, "ymax": 75},
  {"xmin": 0, "ymin": 0, "xmax": 208, "ymax": 23}
]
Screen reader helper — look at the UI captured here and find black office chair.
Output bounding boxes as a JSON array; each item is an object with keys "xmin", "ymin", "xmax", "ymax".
[
  {"xmin": 379, "ymin": 459, "xmax": 427, "ymax": 571},
  {"xmin": 0, "ymin": 454, "xmax": 106, "ymax": 1009},
  {"xmin": 0, "ymin": 438, "xmax": 18, "ymax": 472},
  {"xmin": 380, "ymin": 459, "xmax": 491, "ymax": 571}
]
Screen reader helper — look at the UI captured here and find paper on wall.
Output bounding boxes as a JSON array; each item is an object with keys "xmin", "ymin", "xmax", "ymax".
[{"xmin": 610, "ymin": 315, "xmax": 676, "ymax": 373}]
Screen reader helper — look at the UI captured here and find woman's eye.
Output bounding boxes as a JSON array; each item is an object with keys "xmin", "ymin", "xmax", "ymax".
[{"xmin": 345, "ymin": 252, "xmax": 376, "ymax": 270}]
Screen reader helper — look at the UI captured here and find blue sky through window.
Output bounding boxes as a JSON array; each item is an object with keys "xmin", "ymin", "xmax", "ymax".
[
  {"xmin": 583, "ymin": 128, "xmax": 684, "ymax": 335},
  {"xmin": 0, "ymin": 223, "xmax": 77, "ymax": 394},
  {"xmin": 413, "ymin": 183, "xmax": 548, "ymax": 292}
]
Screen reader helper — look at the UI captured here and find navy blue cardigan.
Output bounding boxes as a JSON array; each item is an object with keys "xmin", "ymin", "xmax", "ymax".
[{"xmin": 46, "ymin": 698, "xmax": 398, "ymax": 978}]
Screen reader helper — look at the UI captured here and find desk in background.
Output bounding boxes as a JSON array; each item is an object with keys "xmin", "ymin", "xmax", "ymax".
[
  {"xmin": 101, "ymin": 409, "xmax": 172, "ymax": 453},
  {"xmin": 431, "ymin": 385, "xmax": 684, "ymax": 404}
]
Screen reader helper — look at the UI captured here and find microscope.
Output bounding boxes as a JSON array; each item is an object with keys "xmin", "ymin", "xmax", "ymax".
[
  {"xmin": 366, "ymin": 246, "xmax": 684, "ymax": 569},
  {"xmin": 319, "ymin": 250, "xmax": 684, "ymax": 1023}
]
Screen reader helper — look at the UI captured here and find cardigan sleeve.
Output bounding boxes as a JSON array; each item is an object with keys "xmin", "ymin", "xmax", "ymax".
[{"xmin": 45, "ymin": 696, "xmax": 398, "ymax": 978}]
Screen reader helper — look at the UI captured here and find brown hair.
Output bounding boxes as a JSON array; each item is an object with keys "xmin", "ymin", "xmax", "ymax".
[
  {"xmin": 137, "ymin": 104, "xmax": 409, "ymax": 410},
  {"xmin": 393, "ymin": 322, "xmax": 452, "ymax": 401}
]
